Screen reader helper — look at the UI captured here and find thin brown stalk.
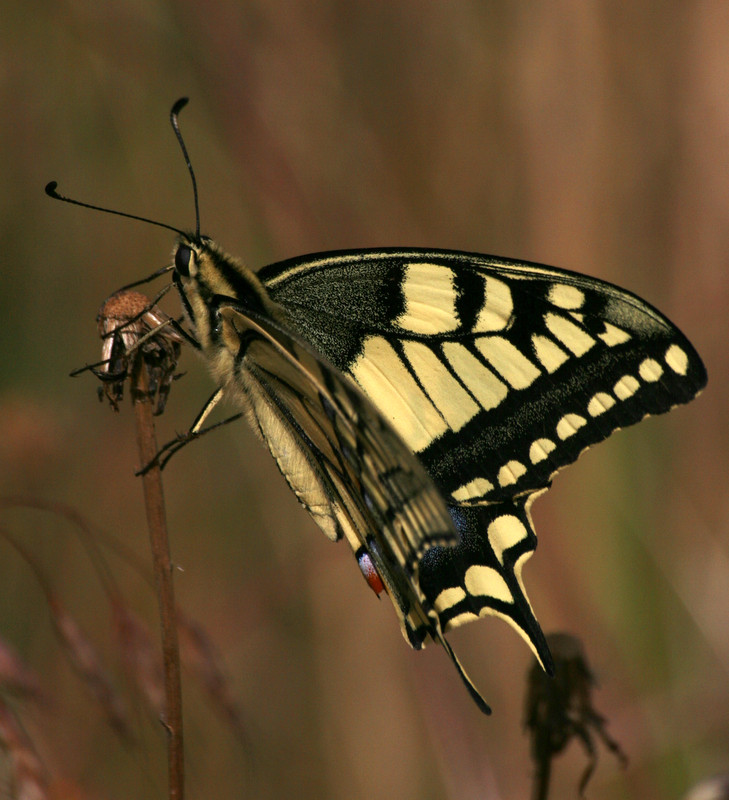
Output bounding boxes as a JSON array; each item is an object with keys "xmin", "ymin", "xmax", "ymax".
[
  {"xmin": 531, "ymin": 757, "xmax": 551, "ymax": 800},
  {"xmin": 131, "ymin": 356, "xmax": 184, "ymax": 800}
]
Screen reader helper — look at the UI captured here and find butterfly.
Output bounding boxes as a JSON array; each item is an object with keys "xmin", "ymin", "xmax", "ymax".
[{"xmin": 48, "ymin": 98, "xmax": 707, "ymax": 713}]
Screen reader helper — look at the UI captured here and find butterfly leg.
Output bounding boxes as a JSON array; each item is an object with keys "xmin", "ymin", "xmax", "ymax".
[{"xmin": 136, "ymin": 389, "xmax": 242, "ymax": 474}]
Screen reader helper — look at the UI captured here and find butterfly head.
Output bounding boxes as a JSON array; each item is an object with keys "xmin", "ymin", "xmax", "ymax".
[{"xmin": 172, "ymin": 234, "xmax": 280, "ymax": 350}]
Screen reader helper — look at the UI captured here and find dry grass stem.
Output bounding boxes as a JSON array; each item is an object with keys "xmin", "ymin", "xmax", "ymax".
[
  {"xmin": 131, "ymin": 348, "xmax": 184, "ymax": 800},
  {"xmin": 0, "ymin": 697, "xmax": 49, "ymax": 800},
  {"xmin": 177, "ymin": 612, "xmax": 246, "ymax": 740},
  {"xmin": 0, "ymin": 638, "xmax": 43, "ymax": 700},
  {"xmin": 0, "ymin": 527, "xmax": 131, "ymax": 738}
]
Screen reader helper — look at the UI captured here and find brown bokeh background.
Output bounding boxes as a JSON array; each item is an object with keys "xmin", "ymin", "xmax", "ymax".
[{"xmin": 1, "ymin": 4, "xmax": 727, "ymax": 798}]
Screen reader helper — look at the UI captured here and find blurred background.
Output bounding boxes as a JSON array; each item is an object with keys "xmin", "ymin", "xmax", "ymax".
[{"xmin": 1, "ymin": 3, "xmax": 727, "ymax": 798}]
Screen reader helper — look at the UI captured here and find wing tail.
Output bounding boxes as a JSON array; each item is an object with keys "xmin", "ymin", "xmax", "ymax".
[{"xmin": 419, "ymin": 496, "xmax": 555, "ymax": 676}]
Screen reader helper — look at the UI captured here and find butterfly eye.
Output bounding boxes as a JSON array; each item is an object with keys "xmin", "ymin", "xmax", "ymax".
[{"xmin": 175, "ymin": 245, "xmax": 192, "ymax": 277}]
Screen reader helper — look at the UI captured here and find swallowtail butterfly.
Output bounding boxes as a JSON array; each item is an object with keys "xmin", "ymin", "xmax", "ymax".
[{"xmin": 48, "ymin": 99, "xmax": 707, "ymax": 714}]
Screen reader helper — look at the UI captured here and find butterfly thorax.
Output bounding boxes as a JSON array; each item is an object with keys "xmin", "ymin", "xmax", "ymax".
[{"xmin": 173, "ymin": 235, "xmax": 288, "ymax": 391}]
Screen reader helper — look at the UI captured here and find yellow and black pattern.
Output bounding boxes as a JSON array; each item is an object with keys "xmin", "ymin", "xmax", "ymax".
[
  {"xmin": 173, "ymin": 240, "xmax": 706, "ymax": 713},
  {"xmin": 261, "ymin": 249, "xmax": 704, "ymax": 503}
]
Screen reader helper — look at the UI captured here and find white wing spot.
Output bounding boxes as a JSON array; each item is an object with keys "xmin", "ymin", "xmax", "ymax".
[
  {"xmin": 351, "ymin": 336, "xmax": 447, "ymax": 452},
  {"xmin": 638, "ymin": 358, "xmax": 663, "ymax": 383},
  {"xmin": 548, "ymin": 283, "xmax": 585, "ymax": 310},
  {"xmin": 497, "ymin": 460, "xmax": 527, "ymax": 487},
  {"xmin": 451, "ymin": 477, "xmax": 495, "ymax": 503},
  {"xmin": 556, "ymin": 413, "xmax": 587, "ymax": 440},
  {"xmin": 476, "ymin": 336, "xmax": 542, "ymax": 389},
  {"xmin": 434, "ymin": 586, "xmax": 467, "ymax": 614},
  {"xmin": 395, "ymin": 263, "xmax": 459, "ymax": 335},
  {"xmin": 402, "ymin": 341, "xmax": 479, "ymax": 430},
  {"xmin": 614, "ymin": 374, "xmax": 640, "ymax": 400},
  {"xmin": 544, "ymin": 312, "xmax": 596, "ymax": 356},
  {"xmin": 587, "ymin": 392, "xmax": 616, "ymax": 416},
  {"xmin": 598, "ymin": 322, "xmax": 631, "ymax": 347},
  {"xmin": 473, "ymin": 276, "xmax": 513, "ymax": 332},
  {"xmin": 464, "ymin": 565, "xmax": 513, "ymax": 604},
  {"xmin": 529, "ymin": 438, "xmax": 556, "ymax": 464},
  {"xmin": 532, "ymin": 334, "xmax": 570, "ymax": 373},
  {"xmin": 444, "ymin": 611, "xmax": 479, "ymax": 630},
  {"xmin": 442, "ymin": 342, "xmax": 508, "ymax": 410},
  {"xmin": 665, "ymin": 344, "xmax": 689, "ymax": 375},
  {"xmin": 487, "ymin": 514, "xmax": 528, "ymax": 565}
]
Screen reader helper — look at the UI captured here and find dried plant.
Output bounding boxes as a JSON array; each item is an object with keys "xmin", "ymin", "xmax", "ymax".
[
  {"xmin": 0, "ymin": 527, "xmax": 131, "ymax": 739},
  {"xmin": 525, "ymin": 632, "xmax": 628, "ymax": 799},
  {"xmin": 71, "ymin": 288, "xmax": 183, "ymax": 416},
  {"xmin": 0, "ymin": 638, "xmax": 42, "ymax": 700},
  {"xmin": 0, "ymin": 698, "xmax": 49, "ymax": 800}
]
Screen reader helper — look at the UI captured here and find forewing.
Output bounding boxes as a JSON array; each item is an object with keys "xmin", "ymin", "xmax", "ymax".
[{"xmin": 260, "ymin": 248, "xmax": 706, "ymax": 506}]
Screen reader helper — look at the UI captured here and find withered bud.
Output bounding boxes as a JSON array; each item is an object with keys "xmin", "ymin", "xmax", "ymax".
[{"xmin": 93, "ymin": 290, "xmax": 184, "ymax": 415}]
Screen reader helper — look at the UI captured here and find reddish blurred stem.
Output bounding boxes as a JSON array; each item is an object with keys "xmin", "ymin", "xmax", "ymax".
[
  {"xmin": 532, "ymin": 758, "xmax": 551, "ymax": 800},
  {"xmin": 132, "ymin": 357, "xmax": 184, "ymax": 800}
]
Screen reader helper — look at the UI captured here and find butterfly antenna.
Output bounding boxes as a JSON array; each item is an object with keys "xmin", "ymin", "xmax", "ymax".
[
  {"xmin": 170, "ymin": 97, "xmax": 200, "ymax": 239},
  {"xmin": 45, "ymin": 182, "xmax": 185, "ymax": 237}
]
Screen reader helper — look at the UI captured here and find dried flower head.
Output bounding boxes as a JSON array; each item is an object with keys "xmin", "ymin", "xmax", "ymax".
[
  {"xmin": 524, "ymin": 632, "xmax": 628, "ymax": 797},
  {"xmin": 91, "ymin": 290, "xmax": 183, "ymax": 414}
]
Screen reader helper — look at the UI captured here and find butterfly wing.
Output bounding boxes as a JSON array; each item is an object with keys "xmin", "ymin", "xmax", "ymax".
[
  {"xmin": 260, "ymin": 249, "xmax": 705, "ymax": 502},
  {"xmin": 259, "ymin": 248, "xmax": 706, "ymax": 667}
]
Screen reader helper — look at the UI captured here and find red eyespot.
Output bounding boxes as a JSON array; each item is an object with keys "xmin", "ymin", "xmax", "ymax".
[{"xmin": 357, "ymin": 551, "xmax": 385, "ymax": 596}]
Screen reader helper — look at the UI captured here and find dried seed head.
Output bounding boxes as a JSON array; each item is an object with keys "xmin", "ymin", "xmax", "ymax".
[
  {"xmin": 93, "ymin": 290, "xmax": 183, "ymax": 414},
  {"xmin": 524, "ymin": 632, "xmax": 628, "ymax": 797}
]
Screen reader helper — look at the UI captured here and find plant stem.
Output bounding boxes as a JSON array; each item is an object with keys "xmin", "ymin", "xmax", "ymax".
[
  {"xmin": 532, "ymin": 756, "xmax": 551, "ymax": 800},
  {"xmin": 132, "ymin": 357, "xmax": 184, "ymax": 800}
]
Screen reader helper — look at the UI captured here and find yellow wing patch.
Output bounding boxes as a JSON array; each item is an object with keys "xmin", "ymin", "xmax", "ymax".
[
  {"xmin": 351, "ymin": 336, "xmax": 448, "ymax": 451},
  {"xmin": 395, "ymin": 263, "xmax": 459, "ymax": 335}
]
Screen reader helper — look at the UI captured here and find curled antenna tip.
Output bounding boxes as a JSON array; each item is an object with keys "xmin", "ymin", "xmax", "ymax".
[
  {"xmin": 43, "ymin": 177, "xmax": 185, "ymax": 236},
  {"xmin": 168, "ymin": 96, "xmax": 200, "ymax": 237},
  {"xmin": 171, "ymin": 97, "xmax": 189, "ymax": 117}
]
